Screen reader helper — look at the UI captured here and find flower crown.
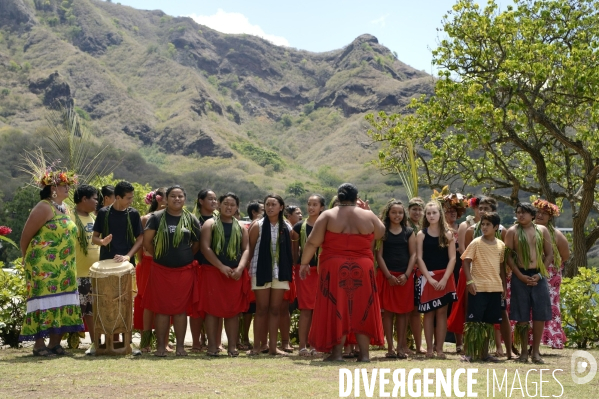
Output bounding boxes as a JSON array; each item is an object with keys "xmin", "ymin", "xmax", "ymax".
[
  {"xmin": 431, "ymin": 186, "xmax": 469, "ymax": 209},
  {"xmin": 39, "ymin": 170, "xmax": 78, "ymax": 187},
  {"xmin": 532, "ymin": 199, "xmax": 560, "ymax": 217}
]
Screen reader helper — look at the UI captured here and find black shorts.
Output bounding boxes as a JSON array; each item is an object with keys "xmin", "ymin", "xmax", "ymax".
[
  {"xmin": 509, "ymin": 269, "xmax": 551, "ymax": 322},
  {"xmin": 244, "ymin": 302, "xmax": 256, "ymax": 314},
  {"xmin": 467, "ymin": 292, "xmax": 502, "ymax": 324}
]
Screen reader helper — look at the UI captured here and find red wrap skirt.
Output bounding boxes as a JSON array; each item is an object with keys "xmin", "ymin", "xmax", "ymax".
[
  {"xmin": 134, "ymin": 254, "xmax": 153, "ymax": 330},
  {"xmin": 283, "ymin": 278, "xmax": 297, "ymax": 302},
  {"xmin": 376, "ymin": 269, "xmax": 414, "ymax": 314},
  {"xmin": 308, "ymin": 232, "xmax": 384, "ymax": 353},
  {"xmin": 416, "ymin": 268, "xmax": 457, "ymax": 313},
  {"xmin": 293, "ymin": 264, "xmax": 319, "ymax": 310},
  {"xmin": 143, "ymin": 261, "xmax": 200, "ymax": 315},
  {"xmin": 447, "ymin": 267, "xmax": 467, "ymax": 334},
  {"xmin": 198, "ymin": 265, "xmax": 251, "ymax": 318}
]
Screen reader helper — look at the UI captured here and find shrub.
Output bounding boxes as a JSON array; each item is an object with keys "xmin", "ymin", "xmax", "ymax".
[
  {"xmin": 167, "ymin": 43, "xmax": 176, "ymax": 59},
  {"xmin": 561, "ymin": 267, "xmax": 599, "ymax": 348},
  {"xmin": 0, "ymin": 259, "xmax": 27, "ymax": 347},
  {"xmin": 280, "ymin": 114, "xmax": 292, "ymax": 127},
  {"xmin": 232, "ymin": 141, "xmax": 284, "ymax": 171}
]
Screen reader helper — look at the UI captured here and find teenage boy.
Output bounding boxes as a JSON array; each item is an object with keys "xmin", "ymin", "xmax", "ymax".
[
  {"xmin": 505, "ymin": 203, "xmax": 553, "ymax": 364},
  {"xmin": 461, "ymin": 212, "xmax": 506, "ymax": 362},
  {"xmin": 92, "ymin": 181, "xmax": 143, "ymax": 264}
]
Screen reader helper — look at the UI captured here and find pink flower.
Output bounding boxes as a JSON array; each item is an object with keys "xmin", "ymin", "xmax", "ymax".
[{"xmin": 0, "ymin": 226, "xmax": 12, "ymax": 236}]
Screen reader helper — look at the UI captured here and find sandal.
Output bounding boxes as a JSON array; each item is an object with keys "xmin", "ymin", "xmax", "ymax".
[
  {"xmin": 154, "ymin": 351, "xmax": 167, "ymax": 357},
  {"xmin": 32, "ymin": 347, "xmax": 54, "ymax": 357},
  {"xmin": 531, "ymin": 356, "xmax": 545, "ymax": 364},
  {"xmin": 425, "ymin": 352, "xmax": 435, "ymax": 359},
  {"xmin": 246, "ymin": 349, "xmax": 261, "ymax": 356},
  {"xmin": 436, "ymin": 353, "xmax": 447, "ymax": 360},
  {"xmin": 228, "ymin": 350, "xmax": 239, "ymax": 358},
  {"xmin": 50, "ymin": 344, "xmax": 67, "ymax": 356},
  {"xmin": 206, "ymin": 350, "xmax": 220, "ymax": 357},
  {"xmin": 190, "ymin": 347, "xmax": 202, "ymax": 353},
  {"xmin": 455, "ymin": 345, "xmax": 463, "ymax": 354},
  {"xmin": 237, "ymin": 343, "xmax": 248, "ymax": 351},
  {"xmin": 396, "ymin": 351, "xmax": 408, "ymax": 360},
  {"xmin": 342, "ymin": 351, "xmax": 356, "ymax": 359},
  {"xmin": 385, "ymin": 351, "xmax": 397, "ymax": 358},
  {"xmin": 299, "ymin": 348, "xmax": 311, "ymax": 357}
]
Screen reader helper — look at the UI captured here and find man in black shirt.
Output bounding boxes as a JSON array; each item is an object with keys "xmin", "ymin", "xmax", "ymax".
[{"xmin": 92, "ymin": 181, "xmax": 143, "ymax": 264}]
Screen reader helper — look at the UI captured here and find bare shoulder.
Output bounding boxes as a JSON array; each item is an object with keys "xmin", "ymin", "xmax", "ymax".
[
  {"xmin": 537, "ymin": 224, "xmax": 550, "ymax": 234},
  {"xmin": 446, "ymin": 231, "xmax": 455, "ymax": 241}
]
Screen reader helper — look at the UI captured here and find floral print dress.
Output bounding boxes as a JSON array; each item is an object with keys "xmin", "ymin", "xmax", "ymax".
[{"xmin": 19, "ymin": 202, "xmax": 84, "ymax": 341}]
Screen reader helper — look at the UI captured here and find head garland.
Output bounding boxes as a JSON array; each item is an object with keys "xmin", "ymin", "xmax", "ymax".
[
  {"xmin": 431, "ymin": 186, "xmax": 469, "ymax": 218},
  {"xmin": 532, "ymin": 199, "xmax": 560, "ymax": 218},
  {"xmin": 19, "ymin": 148, "xmax": 78, "ymax": 189}
]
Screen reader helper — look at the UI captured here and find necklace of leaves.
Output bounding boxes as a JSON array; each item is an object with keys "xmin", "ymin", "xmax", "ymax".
[
  {"xmin": 211, "ymin": 214, "xmax": 242, "ymax": 260},
  {"xmin": 103, "ymin": 204, "xmax": 135, "ymax": 252},
  {"xmin": 154, "ymin": 208, "xmax": 196, "ymax": 258},
  {"xmin": 516, "ymin": 223, "xmax": 548, "ymax": 277},
  {"xmin": 74, "ymin": 210, "xmax": 95, "ymax": 256},
  {"xmin": 300, "ymin": 219, "xmax": 319, "ymax": 264}
]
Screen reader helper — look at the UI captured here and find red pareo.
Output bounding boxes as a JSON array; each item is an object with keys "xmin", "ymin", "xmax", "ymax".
[
  {"xmin": 198, "ymin": 265, "xmax": 251, "ymax": 318},
  {"xmin": 143, "ymin": 261, "xmax": 200, "ymax": 315},
  {"xmin": 308, "ymin": 231, "xmax": 384, "ymax": 353},
  {"xmin": 294, "ymin": 264, "xmax": 319, "ymax": 310},
  {"xmin": 134, "ymin": 254, "xmax": 152, "ymax": 330},
  {"xmin": 447, "ymin": 267, "xmax": 467, "ymax": 334},
  {"xmin": 376, "ymin": 269, "xmax": 414, "ymax": 314}
]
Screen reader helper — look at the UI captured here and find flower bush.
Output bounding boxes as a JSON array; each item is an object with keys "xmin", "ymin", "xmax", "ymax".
[
  {"xmin": 0, "ymin": 258, "xmax": 27, "ymax": 347},
  {"xmin": 561, "ymin": 267, "xmax": 599, "ymax": 348}
]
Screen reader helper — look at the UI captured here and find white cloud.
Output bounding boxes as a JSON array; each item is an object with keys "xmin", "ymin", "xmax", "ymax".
[
  {"xmin": 370, "ymin": 14, "xmax": 390, "ymax": 28},
  {"xmin": 188, "ymin": 9, "xmax": 290, "ymax": 47}
]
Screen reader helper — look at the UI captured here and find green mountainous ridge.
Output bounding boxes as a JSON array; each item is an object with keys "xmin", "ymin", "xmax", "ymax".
[{"xmin": 0, "ymin": 0, "xmax": 434, "ymax": 207}]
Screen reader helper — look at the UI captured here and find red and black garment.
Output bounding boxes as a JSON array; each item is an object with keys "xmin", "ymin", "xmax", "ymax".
[
  {"xmin": 292, "ymin": 220, "xmax": 319, "ymax": 310},
  {"xmin": 416, "ymin": 229, "xmax": 457, "ymax": 313},
  {"xmin": 376, "ymin": 227, "xmax": 415, "ymax": 314},
  {"xmin": 198, "ymin": 220, "xmax": 250, "ymax": 318},
  {"xmin": 308, "ymin": 231, "xmax": 384, "ymax": 353},
  {"xmin": 143, "ymin": 210, "xmax": 202, "ymax": 315}
]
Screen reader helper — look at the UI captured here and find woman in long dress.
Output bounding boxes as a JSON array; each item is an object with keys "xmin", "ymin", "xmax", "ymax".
[
  {"xmin": 300, "ymin": 183, "xmax": 385, "ymax": 362},
  {"xmin": 20, "ymin": 171, "xmax": 83, "ymax": 356}
]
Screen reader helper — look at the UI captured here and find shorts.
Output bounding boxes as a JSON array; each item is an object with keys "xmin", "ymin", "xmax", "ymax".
[
  {"xmin": 77, "ymin": 277, "xmax": 93, "ymax": 316},
  {"xmin": 509, "ymin": 269, "xmax": 551, "ymax": 322},
  {"xmin": 466, "ymin": 292, "xmax": 502, "ymax": 324},
  {"xmin": 251, "ymin": 276, "xmax": 289, "ymax": 291}
]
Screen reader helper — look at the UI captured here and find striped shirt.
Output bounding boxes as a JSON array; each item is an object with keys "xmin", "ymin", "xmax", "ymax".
[{"xmin": 461, "ymin": 236, "xmax": 505, "ymax": 292}]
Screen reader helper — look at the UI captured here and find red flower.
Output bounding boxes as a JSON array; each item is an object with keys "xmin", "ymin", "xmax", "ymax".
[{"xmin": 0, "ymin": 226, "xmax": 12, "ymax": 236}]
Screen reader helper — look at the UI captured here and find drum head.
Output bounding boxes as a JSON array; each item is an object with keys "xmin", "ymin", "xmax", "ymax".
[{"xmin": 90, "ymin": 259, "xmax": 134, "ymax": 278}]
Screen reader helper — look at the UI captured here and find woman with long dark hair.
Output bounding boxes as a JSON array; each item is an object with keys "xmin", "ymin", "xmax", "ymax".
[{"xmin": 246, "ymin": 194, "xmax": 293, "ymax": 356}]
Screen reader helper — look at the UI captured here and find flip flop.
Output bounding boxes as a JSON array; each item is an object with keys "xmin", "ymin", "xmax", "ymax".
[
  {"xmin": 49, "ymin": 344, "xmax": 67, "ymax": 356},
  {"xmin": 299, "ymin": 348, "xmax": 311, "ymax": 357},
  {"xmin": 531, "ymin": 356, "xmax": 545, "ymax": 364},
  {"xmin": 396, "ymin": 352, "xmax": 408, "ymax": 360},
  {"xmin": 32, "ymin": 347, "xmax": 54, "ymax": 357},
  {"xmin": 385, "ymin": 351, "xmax": 397, "ymax": 358},
  {"xmin": 228, "ymin": 350, "xmax": 239, "ymax": 358},
  {"xmin": 206, "ymin": 351, "xmax": 219, "ymax": 357},
  {"xmin": 342, "ymin": 351, "xmax": 355, "ymax": 359},
  {"xmin": 154, "ymin": 351, "xmax": 167, "ymax": 357}
]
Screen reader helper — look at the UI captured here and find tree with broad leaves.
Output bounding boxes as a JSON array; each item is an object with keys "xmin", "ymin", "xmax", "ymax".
[
  {"xmin": 287, "ymin": 181, "xmax": 307, "ymax": 197},
  {"xmin": 366, "ymin": 0, "xmax": 599, "ymax": 277}
]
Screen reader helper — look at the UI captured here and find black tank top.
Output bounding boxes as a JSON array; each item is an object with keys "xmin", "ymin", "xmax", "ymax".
[
  {"xmin": 194, "ymin": 214, "xmax": 213, "ymax": 264},
  {"xmin": 421, "ymin": 228, "xmax": 450, "ymax": 271},
  {"xmin": 382, "ymin": 227, "xmax": 413, "ymax": 273}
]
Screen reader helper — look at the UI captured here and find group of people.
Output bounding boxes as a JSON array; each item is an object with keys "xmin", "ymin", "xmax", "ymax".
[{"xmin": 19, "ymin": 169, "xmax": 569, "ymax": 364}]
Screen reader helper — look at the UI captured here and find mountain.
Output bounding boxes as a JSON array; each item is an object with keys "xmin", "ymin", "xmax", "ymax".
[{"xmin": 0, "ymin": 0, "xmax": 434, "ymax": 206}]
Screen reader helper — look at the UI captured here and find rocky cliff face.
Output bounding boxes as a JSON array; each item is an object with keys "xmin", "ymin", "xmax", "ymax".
[{"xmin": 0, "ymin": 0, "xmax": 433, "ymax": 165}]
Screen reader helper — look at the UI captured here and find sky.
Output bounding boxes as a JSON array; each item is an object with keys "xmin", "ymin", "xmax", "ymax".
[{"xmin": 109, "ymin": 0, "xmax": 463, "ymax": 74}]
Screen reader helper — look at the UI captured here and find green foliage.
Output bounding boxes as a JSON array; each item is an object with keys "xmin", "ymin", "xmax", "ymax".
[
  {"xmin": 21, "ymin": 62, "xmax": 31, "ymax": 73},
  {"xmin": 280, "ymin": 114, "xmax": 293, "ymax": 127},
  {"xmin": 0, "ymin": 187, "xmax": 39, "ymax": 263},
  {"xmin": 561, "ymin": 267, "xmax": 599, "ymax": 348},
  {"xmin": 207, "ymin": 75, "xmax": 219, "ymax": 87},
  {"xmin": 317, "ymin": 166, "xmax": 342, "ymax": 187},
  {"xmin": 90, "ymin": 173, "xmax": 152, "ymax": 214},
  {"xmin": 232, "ymin": 141, "xmax": 285, "ymax": 172},
  {"xmin": 0, "ymin": 259, "xmax": 27, "ymax": 347},
  {"xmin": 366, "ymin": 0, "xmax": 599, "ymax": 276},
  {"xmin": 0, "ymin": 88, "xmax": 9, "ymax": 97},
  {"xmin": 167, "ymin": 43, "xmax": 176, "ymax": 59},
  {"xmin": 303, "ymin": 101, "xmax": 315, "ymax": 115},
  {"xmin": 47, "ymin": 16, "xmax": 60, "ymax": 27},
  {"xmin": 146, "ymin": 43, "xmax": 159, "ymax": 54},
  {"xmin": 287, "ymin": 181, "xmax": 306, "ymax": 197},
  {"xmin": 361, "ymin": 43, "xmax": 373, "ymax": 52},
  {"xmin": 8, "ymin": 60, "xmax": 20, "ymax": 72},
  {"xmin": 138, "ymin": 145, "xmax": 167, "ymax": 167},
  {"xmin": 74, "ymin": 106, "xmax": 90, "ymax": 121}
]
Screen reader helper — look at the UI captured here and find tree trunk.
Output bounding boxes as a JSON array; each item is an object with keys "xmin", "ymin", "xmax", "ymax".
[{"xmin": 566, "ymin": 216, "xmax": 588, "ymax": 277}]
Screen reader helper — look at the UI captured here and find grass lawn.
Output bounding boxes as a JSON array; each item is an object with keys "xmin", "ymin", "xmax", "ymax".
[{"xmin": 1, "ymin": 345, "xmax": 598, "ymax": 398}]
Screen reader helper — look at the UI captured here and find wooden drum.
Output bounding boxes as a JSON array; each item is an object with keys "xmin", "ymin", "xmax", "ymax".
[{"xmin": 90, "ymin": 259, "xmax": 134, "ymax": 356}]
